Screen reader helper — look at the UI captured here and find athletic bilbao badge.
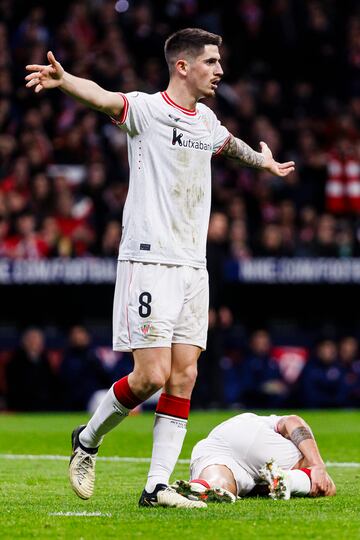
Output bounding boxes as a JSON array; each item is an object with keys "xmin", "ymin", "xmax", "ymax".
[{"xmin": 139, "ymin": 322, "xmax": 153, "ymax": 336}]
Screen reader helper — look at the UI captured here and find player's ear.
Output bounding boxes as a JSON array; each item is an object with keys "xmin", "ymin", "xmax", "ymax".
[{"xmin": 175, "ymin": 58, "xmax": 189, "ymax": 76}]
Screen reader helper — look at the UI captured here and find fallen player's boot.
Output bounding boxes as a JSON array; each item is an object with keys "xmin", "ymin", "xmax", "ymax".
[
  {"xmin": 259, "ymin": 459, "xmax": 291, "ymax": 500},
  {"xmin": 172, "ymin": 479, "xmax": 236, "ymax": 503},
  {"xmin": 139, "ymin": 483, "xmax": 207, "ymax": 508},
  {"xmin": 69, "ymin": 425, "xmax": 98, "ymax": 500}
]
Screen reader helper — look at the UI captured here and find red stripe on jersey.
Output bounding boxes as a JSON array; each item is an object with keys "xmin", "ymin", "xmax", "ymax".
[
  {"xmin": 117, "ymin": 93, "xmax": 129, "ymax": 124},
  {"xmin": 213, "ymin": 134, "xmax": 231, "ymax": 156},
  {"xmin": 156, "ymin": 393, "xmax": 190, "ymax": 419},
  {"xmin": 113, "ymin": 375, "xmax": 143, "ymax": 409},
  {"xmin": 161, "ymin": 92, "xmax": 197, "ymax": 116}
]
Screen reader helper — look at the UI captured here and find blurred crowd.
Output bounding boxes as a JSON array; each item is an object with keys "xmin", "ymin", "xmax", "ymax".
[
  {"xmin": 0, "ymin": 325, "xmax": 133, "ymax": 411},
  {"xmin": 1, "ymin": 1, "xmax": 360, "ymax": 261},
  {"xmin": 0, "ymin": 321, "xmax": 359, "ymax": 411},
  {"xmin": 2, "ymin": 1, "xmax": 360, "ymax": 412}
]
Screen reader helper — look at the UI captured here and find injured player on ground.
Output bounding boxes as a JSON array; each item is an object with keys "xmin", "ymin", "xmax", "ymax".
[{"xmin": 173, "ymin": 413, "xmax": 336, "ymax": 502}]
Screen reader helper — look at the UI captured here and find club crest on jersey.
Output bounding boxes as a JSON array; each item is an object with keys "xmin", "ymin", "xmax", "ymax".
[
  {"xmin": 172, "ymin": 128, "xmax": 212, "ymax": 151},
  {"xmin": 139, "ymin": 322, "xmax": 153, "ymax": 336}
]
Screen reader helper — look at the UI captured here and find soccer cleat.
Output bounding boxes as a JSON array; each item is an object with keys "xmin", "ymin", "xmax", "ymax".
[
  {"xmin": 139, "ymin": 483, "xmax": 207, "ymax": 508},
  {"xmin": 172, "ymin": 479, "xmax": 236, "ymax": 504},
  {"xmin": 69, "ymin": 425, "xmax": 98, "ymax": 500},
  {"xmin": 259, "ymin": 459, "xmax": 291, "ymax": 500}
]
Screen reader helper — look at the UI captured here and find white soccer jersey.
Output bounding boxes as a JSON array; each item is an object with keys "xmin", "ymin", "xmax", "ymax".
[
  {"xmin": 190, "ymin": 413, "xmax": 303, "ymax": 495},
  {"xmin": 111, "ymin": 91, "xmax": 230, "ymax": 268}
]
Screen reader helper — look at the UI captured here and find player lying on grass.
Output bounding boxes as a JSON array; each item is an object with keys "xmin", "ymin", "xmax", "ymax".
[{"xmin": 173, "ymin": 412, "xmax": 336, "ymax": 502}]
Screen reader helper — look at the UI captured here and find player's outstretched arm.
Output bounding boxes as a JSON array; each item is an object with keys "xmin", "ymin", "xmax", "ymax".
[
  {"xmin": 277, "ymin": 415, "xmax": 336, "ymax": 497},
  {"xmin": 25, "ymin": 51, "xmax": 124, "ymax": 118},
  {"xmin": 221, "ymin": 134, "xmax": 295, "ymax": 177}
]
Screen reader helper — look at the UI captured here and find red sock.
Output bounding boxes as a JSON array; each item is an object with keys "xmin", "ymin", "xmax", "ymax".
[
  {"xmin": 156, "ymin": 393, "xmax": 190, "ymax": 419},
  {"xmin": 300, "ymin": 468, "xmax": 312, "ymax": 479},
  {"xmin": 113, "ymin": 376, "xmax": 143, "ymax": 409}
]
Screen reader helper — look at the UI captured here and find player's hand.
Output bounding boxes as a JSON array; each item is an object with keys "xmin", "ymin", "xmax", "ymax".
[
  {"xmin": 25, "ymin": 51, "xmax": 64, "ymax": 93},
  {"xmin": 309, "ymin": 465, "xmax": 335, "ymax": 497},
  {"xmin": 260, "ymin": 141, "xmax": 295, "ymax": 177}
]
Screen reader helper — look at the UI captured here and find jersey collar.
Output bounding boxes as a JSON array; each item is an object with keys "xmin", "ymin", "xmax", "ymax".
[{"xmin": 161, "ymin": 91, "xmax": 197, "ymax": 116}]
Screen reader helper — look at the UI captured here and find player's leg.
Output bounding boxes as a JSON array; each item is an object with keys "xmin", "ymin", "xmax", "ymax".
[
  {"xmin": 70, "ymin": 261, "xmax": 177, "ymax": 500},
  {"xmin": 197, "ymin": 464, "xmax": 237, "ymax": 496},
  {"xmin": 172, "ymin": 465, "xmax": 237, "ymax": 503},
  {"xmin": 139, "ymin": 343, "xmax": 204, "ymax": 507},
  {"xmin": 70, "ymin": 347, "xmax": 171, "ymax": 499}
]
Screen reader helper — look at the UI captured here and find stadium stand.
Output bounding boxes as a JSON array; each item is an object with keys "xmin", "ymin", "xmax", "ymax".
[{"xmin": 1, "ymin": 1, "xmax": 360, "ymax": 409}]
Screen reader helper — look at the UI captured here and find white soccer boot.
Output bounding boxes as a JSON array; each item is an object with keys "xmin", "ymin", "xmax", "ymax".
[
  {"xmin": 69, "ymin": 425, "xmax": 98, "ymax": 500},
  {"xmin": 139, "ymin": 483, "xmax": 207, "ymax": 508},
  {"xmin": 259, "ymin": 459, "xmax": 291, "ymax": 500}
]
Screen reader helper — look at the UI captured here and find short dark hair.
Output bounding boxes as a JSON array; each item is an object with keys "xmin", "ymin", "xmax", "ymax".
[{"xmin": 164, "ymin": 28, "xmax": 222, "ymax": 72}]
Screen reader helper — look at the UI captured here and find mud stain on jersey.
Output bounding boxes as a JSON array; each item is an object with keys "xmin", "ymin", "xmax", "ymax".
[{"xmin": 172, "ymin": 149, "xmax": 208, "ymax": 247}]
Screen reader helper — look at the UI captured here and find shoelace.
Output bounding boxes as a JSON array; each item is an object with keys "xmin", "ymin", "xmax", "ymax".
[{"xmin": 75, "ymin": 452, "xmax": 95, "ymax": 481}]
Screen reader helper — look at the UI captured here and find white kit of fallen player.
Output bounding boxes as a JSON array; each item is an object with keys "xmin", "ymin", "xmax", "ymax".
[{"xmin": 173, "ymin": 412, "xmax": 336, "ymax": 502}]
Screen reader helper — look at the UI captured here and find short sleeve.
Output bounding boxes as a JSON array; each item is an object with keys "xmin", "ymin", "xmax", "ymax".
[
  {"xmin": 110, "ymin": 91, "xmax": 153, "ymax": 137},
  {"xmin": 201, "ymin": 106, "xmax": 231, "ymax": 156},
  {"xmin": 212, "ymin": 116, "xmax": 231, "ymax": 156},
  {"xmin": 262, "ymin": 414, "xmax": 283, "ymax": 432}
]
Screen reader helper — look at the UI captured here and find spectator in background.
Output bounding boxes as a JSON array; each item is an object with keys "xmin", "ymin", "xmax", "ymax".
[
  {"xmin": 229, "ymin": 218, "xmax": 251, "ymax": 260},
  {"xmin": 255, "ymin": 223, "xmax": 293, "ymax": 257},
  {"xmin": 0, "ymin": 213, "xmax": 10, "ymax": 256},
  {"xmin": 296, "ymin": 205, "xmax": 318, "ymax": 256},
  {"xmin": 338, "ymin": 336, "xmax": 360, "ymax": 407},
  {"xmin": 30, "ymin": 172, "xmax": 54, "ymax": 221},
  {"xmin": 54, "ymin": 189, "xmax": 94, "ymax": 256},
  {"xmin": 5, "ymin": 327, "xmax": 58, "ymax": 411},
  {"xmin": 59, "ymin": 325, "xmax": 110, "ymax": 411},
  {"xmin": 310, "ymin": 214, "xmax": 339, "ymax": 257},
  {"xmin": 4, "ymin": 210, "xmax": 49, "ymax": 259},
  {"xmin": 192, "ymin": 308, "xmax": 223, "ymax": 409},
  {"xmin": 300, "ymin": 339, "xmax": 343, "ymax": 408},
  {"xmin": 217, "ymin": 306, "xmax": 248, "ymax": 408},
  {"xmin": 244, "ymin": 329, "xmax": 289, "ymax": 408},
  {"xmin": 206, "ymin": 212, "xmax": 229, "ymax": 308},
  {"xmin": 101, "ymin": 220, "xmax": 122, "ymax": 257}
]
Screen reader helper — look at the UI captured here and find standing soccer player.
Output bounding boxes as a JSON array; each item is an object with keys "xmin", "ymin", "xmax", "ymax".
[{"xmin": 25, "ymin": 28, "xmax": 295, "ymax": 508}]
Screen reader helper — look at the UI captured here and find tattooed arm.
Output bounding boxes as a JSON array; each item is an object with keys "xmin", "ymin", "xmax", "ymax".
[
  {"xmin": 221, "ymin": 134, "xmax": 295, "ymax": 177},
  {"xmin": 277, "ymin": 415, "xmax": 336, "ymax": 496}
]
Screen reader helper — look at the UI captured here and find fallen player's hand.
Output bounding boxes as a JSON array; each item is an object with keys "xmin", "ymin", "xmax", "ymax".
[
  {"xmin": 25, "ymin": 51, "xmax": 64, "ymax": 93},
  {"xmin": 310, "ymin": 465, "xmax": 335, "ymax": 496}
]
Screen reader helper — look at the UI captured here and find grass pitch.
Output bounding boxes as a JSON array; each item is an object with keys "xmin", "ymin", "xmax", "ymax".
[{"xmin": 0, "ymin": 410, "xmax": 359, "ymax": 540}]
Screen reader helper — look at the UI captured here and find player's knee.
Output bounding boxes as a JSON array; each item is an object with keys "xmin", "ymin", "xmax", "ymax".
[
  {"xmin": 184, "ymin": 364, "xmax": 198, "ymax": 387},
  {"xmin": 149, "ymin": 371, "xmax": 168, "ymax": 391},
  {"xmin": 175, "ymin": 364, "xmax": 198, "ymax": 389},
  {"xmin": 131, "ymin": 367, "xmax": 169, "ymax": 396},
  {"xmin": 199, "ymin": 465, "xmax": 235, "ymax": 493}
]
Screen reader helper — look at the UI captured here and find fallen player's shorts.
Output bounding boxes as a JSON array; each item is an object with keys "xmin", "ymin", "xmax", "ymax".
[
  {"xmin": 113, "ymin": 261, "xmax": 209, "ymax": 351},
  {"xmin": 190, "ymin": 439, "xmax": 256, "ymax": 496}
]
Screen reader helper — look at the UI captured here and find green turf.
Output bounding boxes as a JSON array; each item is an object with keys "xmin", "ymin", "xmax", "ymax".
[{"xmin": 0, "ymin": 410, "xmax": 359, "ymax": 539}]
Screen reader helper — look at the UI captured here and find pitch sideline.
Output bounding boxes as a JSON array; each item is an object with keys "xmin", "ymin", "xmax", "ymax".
[{"xmin": 0, "ymin": 453, "xmax": 359, "ymax": 467}]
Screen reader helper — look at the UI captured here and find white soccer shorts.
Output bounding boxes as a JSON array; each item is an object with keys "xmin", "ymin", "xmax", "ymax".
[{"xmin": 113, "ymin": 261, "xmax": 209, "ymax": 351}]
